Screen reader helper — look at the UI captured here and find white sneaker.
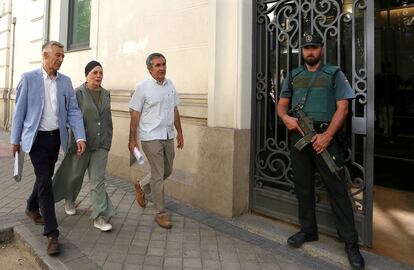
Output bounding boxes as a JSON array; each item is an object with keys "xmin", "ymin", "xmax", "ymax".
[
  {"xmin": 64, "ymin": 200, "xmax": 76, "ymax": 216},
  {"xmin": 94, "ymin": 216, "xmax": 112, "ymax": 232}
]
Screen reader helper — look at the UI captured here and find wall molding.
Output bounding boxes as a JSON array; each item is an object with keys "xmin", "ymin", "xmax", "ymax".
[
  {"xmin": 110, "ymin": 90, "xmax": 208, "ymax": 121},
  {"xmin": 0, "ymin": 88, "xmax": 7, "ymax": 99},
  {"xmin": 30, "ymin": 38, "xmax": 43, "ymax": 43},
  {"xmin": 3, "ymin": 88, "xmax": 208, "ymax": 125},
  {"xmin": 30, "ymin": 16, "xmax": 43, "ymax": 23}
]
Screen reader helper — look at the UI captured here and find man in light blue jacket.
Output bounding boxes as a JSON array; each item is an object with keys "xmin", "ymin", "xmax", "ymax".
[{"xmin": 10, "ymin": 41, "xmax": 86, "ymax": 255}]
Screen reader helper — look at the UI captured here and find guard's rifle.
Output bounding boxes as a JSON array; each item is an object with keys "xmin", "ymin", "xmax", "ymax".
[{"xmin": 292, "ymin": 108, "xmax": 343, "ymax": 179}]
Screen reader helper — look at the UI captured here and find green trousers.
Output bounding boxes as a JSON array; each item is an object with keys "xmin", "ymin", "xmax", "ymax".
[
  {"xmin": 53, "ymin": 149, "xmax": 116, "ymax": 220},
  {"xmin": 141, "ymin": 139, "xmax": 175, "ymax": 213}
]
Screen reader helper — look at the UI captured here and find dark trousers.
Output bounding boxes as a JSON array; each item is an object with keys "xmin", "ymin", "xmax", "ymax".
[
  {"xmin": 290, "ymin": 132, "xmax": 358, "ymax": 244},
  {"xmin": 27, "ymin": 130, "xmax": 60, "ymax": 237}
]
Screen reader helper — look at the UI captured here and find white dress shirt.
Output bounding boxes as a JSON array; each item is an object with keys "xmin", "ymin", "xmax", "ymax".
[
  {"xmin": 128, "ymin": 77, "xmax": 180, "ymax": 141},
  {"xmin": 38, "ymin": 68, "xmax": 59, "ymax": 131}
]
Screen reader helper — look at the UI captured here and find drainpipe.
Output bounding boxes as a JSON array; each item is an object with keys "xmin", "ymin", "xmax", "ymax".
[
  {"xmin": 43, "ymin": 0, "xmax": 50, "ymax": 43},
  {"xmin": 4, "ymin": 16, "xmax": 16, "ymax": 130},
  {"xmin": 5, "ymin": 0, "xmax": 49, "ymax": 130},
  {"xmin": 2, "ymin": 0, "xmax": 13, "ymax": 129}
]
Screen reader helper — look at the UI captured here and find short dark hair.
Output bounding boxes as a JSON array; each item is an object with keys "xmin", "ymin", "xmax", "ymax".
[
  {"xmin": 146, "ymin": 53, "xmax": 165, "ymax": 69},
  {"xmin": 42, "ymin": 41, "xmax": 64, "ymax": 52}
]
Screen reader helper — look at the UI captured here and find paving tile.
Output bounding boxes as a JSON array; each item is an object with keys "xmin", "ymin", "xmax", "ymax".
[
  {"xmin": 128, "ymin": 245, "xmax": 148, "ymax": 255},
  {"xmin": 75, "ymin": 262, "xmax": 101, "ymax": 270},
  {"xmin": 164, "ymin": 257, "xmax": 182, "ymax": 268},
  {"xmin": 110, "ymin": 244, "xmax": 129, "ymax": 253},
  {"xmin": 149, "ymin": 240, "xmax": 165, "ymax": 248},
  {"xmin": 89, "ymin": 250, "xmax": 109, "ymax": 262},
  {"xmin": 65, "ymin": 256, "xmax": 97, "ymax": 269},
  {"xmin": 240, "ymin": 261, "xmax": 261, "ymax": 270},
  {"xmin": 165, "ymin": 248, "xmax": 183, "ymax": 257},
  {"xmin": 203, "ymin": 259, "xmax": 222, "ymax": 269},
  {"xmin": 276, "ymin": 263, "xmax": 301, "ymax": 270},
  {"xmin": 132, "ymin": 239, "xmax": 149, "ymax": 247},
  {"xmin": 102, "ymin": 261, "xmax": 123, "ymax": 270},
  {"xmin": 106, "ymin": 252, "xmax": 127, "ymax": 263},
  {"xmin": 147, "ymin": 247, "xmax": 165, "ymax": 256},
  {"xmin": 183, "ymin": 257, "xmax": 202, "ymax": 268},
  {"xmin": 202, "ymin": 250, "xmax": 220, "ymax": 260},
  {"xmin": 183, "ymin": 248, "xmax": 201, "ymax": 258},
  {"xmin": 144, "ymin": 255, "xmax": 163, "ymax": 266},
  {"xmin": 166, "ymin": 241, "xmax": 181, "ymax": 249},
  {"xmin": 123, "ymin": 264, "xmax": 143, "ymax": 270},
  {"xmin": 236, "ymin": 251, "xmax": 258, "ymax": 262},
  {"xmin": 260, "ymin": 262, "xmax": 282, "ymax": 270},
  {"xmin": 125, "ymin": 254, "xmax": 145, "ymax": 264},
  {"xmin": 142, "ymin": 266, "xmax": 162, "ymax": 270},
  {"xmin": 221, "ymin": 261, "xmax": 243, "ymax": 270}
]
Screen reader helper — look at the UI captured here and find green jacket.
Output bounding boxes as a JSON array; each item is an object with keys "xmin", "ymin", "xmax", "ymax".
[{"xmin": 68, "ymin": 83, "xmax": 113, "ymax": 153}]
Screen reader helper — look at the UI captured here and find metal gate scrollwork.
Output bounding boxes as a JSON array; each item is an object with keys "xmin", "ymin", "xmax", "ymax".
[{"xmin": 251, "ymin": 0, "xmax": 374, "ymax": 245}]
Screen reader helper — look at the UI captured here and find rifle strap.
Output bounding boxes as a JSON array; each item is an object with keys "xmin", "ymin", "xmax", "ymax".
[
  {"xmin": 288, "ymin": 68, "xmax": 320, "ymax": 114},
  {"xmin": 295, "ymin": 69, "xmax": 320, "ymax": 111}
]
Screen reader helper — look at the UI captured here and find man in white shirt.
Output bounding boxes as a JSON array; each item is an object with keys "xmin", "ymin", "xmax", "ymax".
[
  {"xmin": 10, "ymin": 41, "xmax": 86, "ymax": 255},
  {"xmin": 128, "ymin": 53, "xmax": 184, "ymax": 229}
]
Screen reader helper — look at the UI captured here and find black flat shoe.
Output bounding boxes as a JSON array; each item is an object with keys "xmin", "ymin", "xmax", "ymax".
[
  {"xmin": 287, "ymin": 231, "xmax": 318, "ymax": 248},
  {"xmin": 345, "ymin": 243, "xmax": 365, "ymax": 270}
]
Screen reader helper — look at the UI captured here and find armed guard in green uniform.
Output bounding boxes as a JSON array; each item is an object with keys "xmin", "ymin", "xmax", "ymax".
[{"xmin": 277, "ymin": 34, "xmax": 365, "ymax": 270}]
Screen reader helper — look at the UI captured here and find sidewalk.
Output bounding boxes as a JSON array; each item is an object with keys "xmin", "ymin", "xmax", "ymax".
[{"xmin": 0, "ymin": 129, "xmax": 411, "ymax": 270}]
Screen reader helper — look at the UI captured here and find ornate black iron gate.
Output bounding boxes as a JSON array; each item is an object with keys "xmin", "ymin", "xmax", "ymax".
[{"xmin": 251, "ymin": 0, "xmax": 374, "ymax": 245}]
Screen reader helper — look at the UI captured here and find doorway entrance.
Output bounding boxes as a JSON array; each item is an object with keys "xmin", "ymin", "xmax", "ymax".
[
  {"xmin": 374, "ymin": 0, "xmax": 414, "ymax": 192},
  {"xmin": 251, "ymin": 0, "xmax": 375, "ymax": 246},
  {"xmin": 372, "ymin": 1, "xmax": 414, "ymax": 265}
]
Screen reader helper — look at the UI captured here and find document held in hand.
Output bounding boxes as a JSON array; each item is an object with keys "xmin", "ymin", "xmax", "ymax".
[
  {"xmin": 133, "ymin": 147, "xmax": 145, "ymax": 165},
  {"xmin": 13, "ymin": 151, "xmax": 25, "ymax": 182}
]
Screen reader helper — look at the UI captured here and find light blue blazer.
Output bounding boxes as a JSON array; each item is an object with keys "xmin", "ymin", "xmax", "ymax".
[{"xmin": 10, "ymin": 68, "xmax": 86, "ymax": 153}]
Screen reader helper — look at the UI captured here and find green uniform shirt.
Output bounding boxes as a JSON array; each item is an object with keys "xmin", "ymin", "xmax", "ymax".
[{"xmin": 279, "ymin": 64, "xmax": 355, "ymax": 122}]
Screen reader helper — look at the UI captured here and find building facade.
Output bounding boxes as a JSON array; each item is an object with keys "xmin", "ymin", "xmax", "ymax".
[
  {"xmin": 0, "ymin": 0, "xmax": 253, "ymax": 218},
  {"xmin": 1, "ymin": 0, "xmax": 414, "ymax": 253}
]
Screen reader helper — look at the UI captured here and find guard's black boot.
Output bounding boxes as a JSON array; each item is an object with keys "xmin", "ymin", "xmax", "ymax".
[
  {"xmin": 345, "ymin": 243, "xmax": 365, "ymax": 270},
  {"xmin": 287, "ymin": 231, "xmax": 318, "ymax": 248}
]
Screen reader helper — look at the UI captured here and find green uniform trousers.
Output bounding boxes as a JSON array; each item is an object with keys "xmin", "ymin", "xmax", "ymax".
[
  {"xmin": 290, "ymin": 132, "xmax": 359, "ymax": 244},
  {"xmin": 140, "ymin": 139, "xmax": 175, "ymax": 213},
  {"xmin": 53, "ymin": 148, "xmax": 116, "ymax": 220}
]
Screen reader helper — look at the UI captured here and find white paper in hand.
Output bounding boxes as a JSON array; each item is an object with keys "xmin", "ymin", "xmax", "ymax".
[
  {"xmin": 133, "ymin": 147, "xmax": 144, "ymax": 165},
  {"xmin": 13, "ymin": 151, "xmax": 25, "ymax": 182}
]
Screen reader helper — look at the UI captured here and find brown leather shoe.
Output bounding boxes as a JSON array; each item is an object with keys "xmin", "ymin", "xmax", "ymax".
[
  {"xmin": 155, "ymin": 212, "xmax": 172, "ymax": 229},
  {"xmin": 134, "ymin": 181, "xmax": 146, "ymax": 207},
  {"xmin": 47, "ymin": 236, "xmax": 60, "ymax": 255},
  {"xmin": 25, "ymin": 208, "xmax": 45, "ymax": 225}
]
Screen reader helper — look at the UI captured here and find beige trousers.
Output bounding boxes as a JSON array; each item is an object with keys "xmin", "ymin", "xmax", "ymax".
[{"xmin": 140, "ymin": 139, "xmax": 175, "ymax": 212}]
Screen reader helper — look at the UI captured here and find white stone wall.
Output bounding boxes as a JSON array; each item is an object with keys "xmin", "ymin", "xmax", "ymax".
[
  {"xmin": 8, "ymin": 0, "xmax": 44, "ymax": 81},
  {"xmin": 0, "ymin": 0, "xmax": 46, "ymax": 129},
  {"xmin": 1, "ymin": 0, "xmax": 252, "ymax": 128}
]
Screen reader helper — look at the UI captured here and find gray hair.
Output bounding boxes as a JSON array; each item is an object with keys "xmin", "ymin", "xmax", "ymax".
[
  {"xmin": 146, "ymin": 53, "xmax": 165, "ymax": 69},
  {"xmin": 42, "ymin": 41, "xmax": 64, "ymax": 52}
]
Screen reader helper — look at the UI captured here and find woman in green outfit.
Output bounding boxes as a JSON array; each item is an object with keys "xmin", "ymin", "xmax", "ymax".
[{"xmin": 53, "ymin": 61, "xmax": 116, "ymax": 231}]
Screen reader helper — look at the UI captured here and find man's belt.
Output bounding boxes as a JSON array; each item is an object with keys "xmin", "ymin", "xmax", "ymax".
[{"xmin": 38, "ymin": 129, "xmax": 59, "ymax": 136}]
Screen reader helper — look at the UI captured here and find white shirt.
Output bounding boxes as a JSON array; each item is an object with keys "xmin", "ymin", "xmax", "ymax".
[
  {"xmin": 128, "ymin": 77, "xmax": 180, "ymax": 141},
  {"xmin": 38, "ymin": 68, "xmax": 59, "ymax": 131}
]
